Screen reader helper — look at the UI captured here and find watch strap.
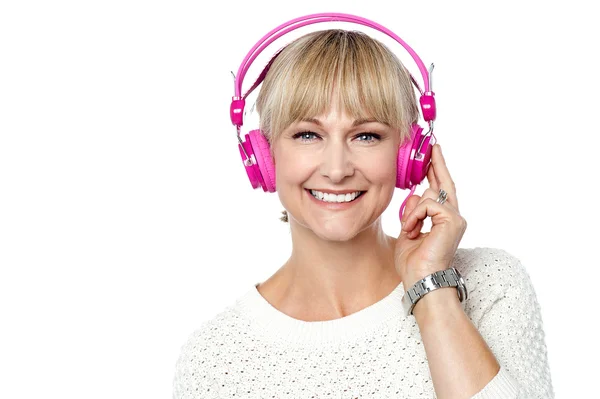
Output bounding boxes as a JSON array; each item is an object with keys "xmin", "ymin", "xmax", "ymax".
[{"xmin": 401, "ymin": 267, "xmax": 468, "ymax": 316}]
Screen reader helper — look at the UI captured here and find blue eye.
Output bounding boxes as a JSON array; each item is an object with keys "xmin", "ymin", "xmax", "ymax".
[
  {"xmin": 292, "ymin": 131, "xmax": 381, "ymax": 143},
  {"xmin": 356, "ymin": 133, "xmax": 381, "ymax": 142},
  {"xmin": 292, "ymin": 131, "xmax": 319, "ymax": 142}
]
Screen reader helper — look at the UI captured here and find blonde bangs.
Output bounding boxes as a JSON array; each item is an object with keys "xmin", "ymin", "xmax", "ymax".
[{"xmin": 256, "ymin": 29, "xmax": 420, "ymax": 150}]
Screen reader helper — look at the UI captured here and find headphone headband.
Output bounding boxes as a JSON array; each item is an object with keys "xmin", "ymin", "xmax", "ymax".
[
  {"xmin": 230, "ymin": 12, "xmax": 437, "ymax": 128},
  {"xmin": 234, "ymin": 12, "xmax": 431, "ymax": 99}
]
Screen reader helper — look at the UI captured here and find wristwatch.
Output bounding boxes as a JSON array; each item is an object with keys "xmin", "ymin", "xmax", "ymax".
[{"xmin": 401, "ymin": 267, "xmax": 468, "ymax": 316}]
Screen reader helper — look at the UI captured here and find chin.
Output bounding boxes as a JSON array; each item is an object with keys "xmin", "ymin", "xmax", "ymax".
[
  {"xmin": 310, "ymin": 217, "xmax": 364, "ymax": 242},
  {"xmin": 284, "ymin": 190, "xmax": 386, "ymax": 240},
  {"xmin": 314, "ymin": 230, "xmax": 359, "ymax": 243}
]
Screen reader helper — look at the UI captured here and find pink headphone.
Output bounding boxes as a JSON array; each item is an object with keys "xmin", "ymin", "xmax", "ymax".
[{"xmin": 229, "ymin": 12, "xmax": 437, "ymax": 221}]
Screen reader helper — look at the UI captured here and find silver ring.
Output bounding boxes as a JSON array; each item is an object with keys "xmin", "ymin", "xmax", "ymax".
[{"xmin": 436, "ymin": 189, "xmax": 448, "ymax": 205}]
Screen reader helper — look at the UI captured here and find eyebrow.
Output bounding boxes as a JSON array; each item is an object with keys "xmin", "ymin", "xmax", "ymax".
[{"xmin": 300, "ymin": 117, "xmax": 389, "ymax": 127}]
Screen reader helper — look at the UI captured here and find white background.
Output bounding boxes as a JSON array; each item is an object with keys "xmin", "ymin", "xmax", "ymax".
[{"xmin": 1, "ymin": 0, "xmax": 597, "ymax": 397}]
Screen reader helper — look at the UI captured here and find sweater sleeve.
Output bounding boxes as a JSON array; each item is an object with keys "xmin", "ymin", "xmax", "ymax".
[
  {"xmin": 467, "ymin": 248, "xmax": 555, "ymax": 399},
  {"xmin": 173, "ymin": 323, "xmax": 221, "ymax": 399}
]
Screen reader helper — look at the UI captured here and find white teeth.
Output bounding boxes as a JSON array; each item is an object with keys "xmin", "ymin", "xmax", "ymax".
[{"xmin": 310, "ymin": 190, "xmax": 363, "ymax": 203}]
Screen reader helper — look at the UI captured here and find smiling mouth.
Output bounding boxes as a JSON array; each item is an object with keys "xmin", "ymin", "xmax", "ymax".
[{"xmin": 306, "ymin": 189, "xmax": 366, "ymax": 203}]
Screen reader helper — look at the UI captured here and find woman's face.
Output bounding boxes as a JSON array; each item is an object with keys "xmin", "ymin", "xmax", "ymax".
[{"xmin": 272, "ymin": 104, "xmax": 401, "ymax": 242}]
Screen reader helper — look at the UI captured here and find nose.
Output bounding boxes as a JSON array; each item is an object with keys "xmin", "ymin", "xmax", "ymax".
[{"xmin": 319, "ymin": 137, "xmax": 355, "ymax": 183}]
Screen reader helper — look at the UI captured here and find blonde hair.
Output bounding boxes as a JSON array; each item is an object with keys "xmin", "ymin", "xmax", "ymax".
[{"xmin": 255, "ymin": 29, "xmax": 421, "ymax": 223}]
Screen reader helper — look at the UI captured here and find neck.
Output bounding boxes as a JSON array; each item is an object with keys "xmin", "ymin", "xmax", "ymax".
[{"xmin": 271, "ymin": 217, "xmax": 400, "ymax": 320}]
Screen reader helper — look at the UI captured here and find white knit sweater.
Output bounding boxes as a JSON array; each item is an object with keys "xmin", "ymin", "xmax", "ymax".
[{"xmin": 173, "ymin": 247, "xmax": 554, "ymax": 398}]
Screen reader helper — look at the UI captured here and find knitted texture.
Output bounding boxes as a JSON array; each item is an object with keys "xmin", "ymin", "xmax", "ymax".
[{"xmin": 173, "ymin": 247, "xmax": 554, "ymax": 398}]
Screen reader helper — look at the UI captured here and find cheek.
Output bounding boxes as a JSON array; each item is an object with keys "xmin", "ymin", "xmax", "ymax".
[
  {"xmin": 274, "ymin": 151, "xmax": 313, "ymax": 185},
  {"xmin": 365, "ymin": 150, "xmax": 399, "ymax": 183},
  {"xmin": 370, "ymin": 163, "xmax": 396, "ymax": 182}
]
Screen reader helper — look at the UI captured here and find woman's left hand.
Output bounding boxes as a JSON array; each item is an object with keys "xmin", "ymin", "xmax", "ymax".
[{"xmin": 394, "ymin": 144, "xmax": 468, "ymax": 289}]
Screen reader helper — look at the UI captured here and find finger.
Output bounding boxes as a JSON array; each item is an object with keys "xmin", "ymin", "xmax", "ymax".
[
  {"xmin": 406, "ymin": 219, "xmax": 424, "ymax": 239},
  {"xmin": 403, "ymin": 189, "xmax": 442, "ymax": 234},
  {"xmin": 401, "ymin": 194, "xmax": 421, "ymax": 224},
  {"xmin": 402, "ymin": 197, "xmax": 453, "ymax": 232},
  {"xmin": 421, "ymin": 188, "xmax": 458, "ymax": 215},
  {"xmin": 431, "ymin": 144, "xmax": 459, "ymax": 212},
  {"xmin": 432, "ymin": 144, "xmax": 455, "ymax": 192},
  {"xmin": 403, "ymin": 191, "xmax": 434, "ymax": 235},
  {"xmin": 427, "ymin": 162, "xmax": 438, "ymax": 192},
  {"xmin": 421, "ymin": 187, "xmax": 440, "ymax": 202}
]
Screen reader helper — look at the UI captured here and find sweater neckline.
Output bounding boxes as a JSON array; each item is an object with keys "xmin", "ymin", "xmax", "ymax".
[{"xmin": 235, "ymin": 281, "xmax": 407, "ymax": 346}]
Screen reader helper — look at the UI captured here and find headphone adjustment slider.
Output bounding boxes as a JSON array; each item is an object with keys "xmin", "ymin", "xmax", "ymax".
[
  {"xmin": 230, "ymin": 97, "xmax": 245, "ymax": 126},
  {"xmin": 420, "ymin": 92, "xmax": 436, "ymax": 122}
]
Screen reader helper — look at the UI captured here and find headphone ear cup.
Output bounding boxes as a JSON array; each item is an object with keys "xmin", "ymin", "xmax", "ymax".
[
  {"xmin": 244, "ymin": 129, "xmax": 276, "ymax": 192},
  {"xmin": 396, "ymin": 124, "xmax": 434, "ymax": 189}
]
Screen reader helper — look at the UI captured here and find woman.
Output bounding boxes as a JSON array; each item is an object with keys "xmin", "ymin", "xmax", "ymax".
[{"xmin": 174, "ymin": 14, "xmax": 554, "ymax": 399}]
